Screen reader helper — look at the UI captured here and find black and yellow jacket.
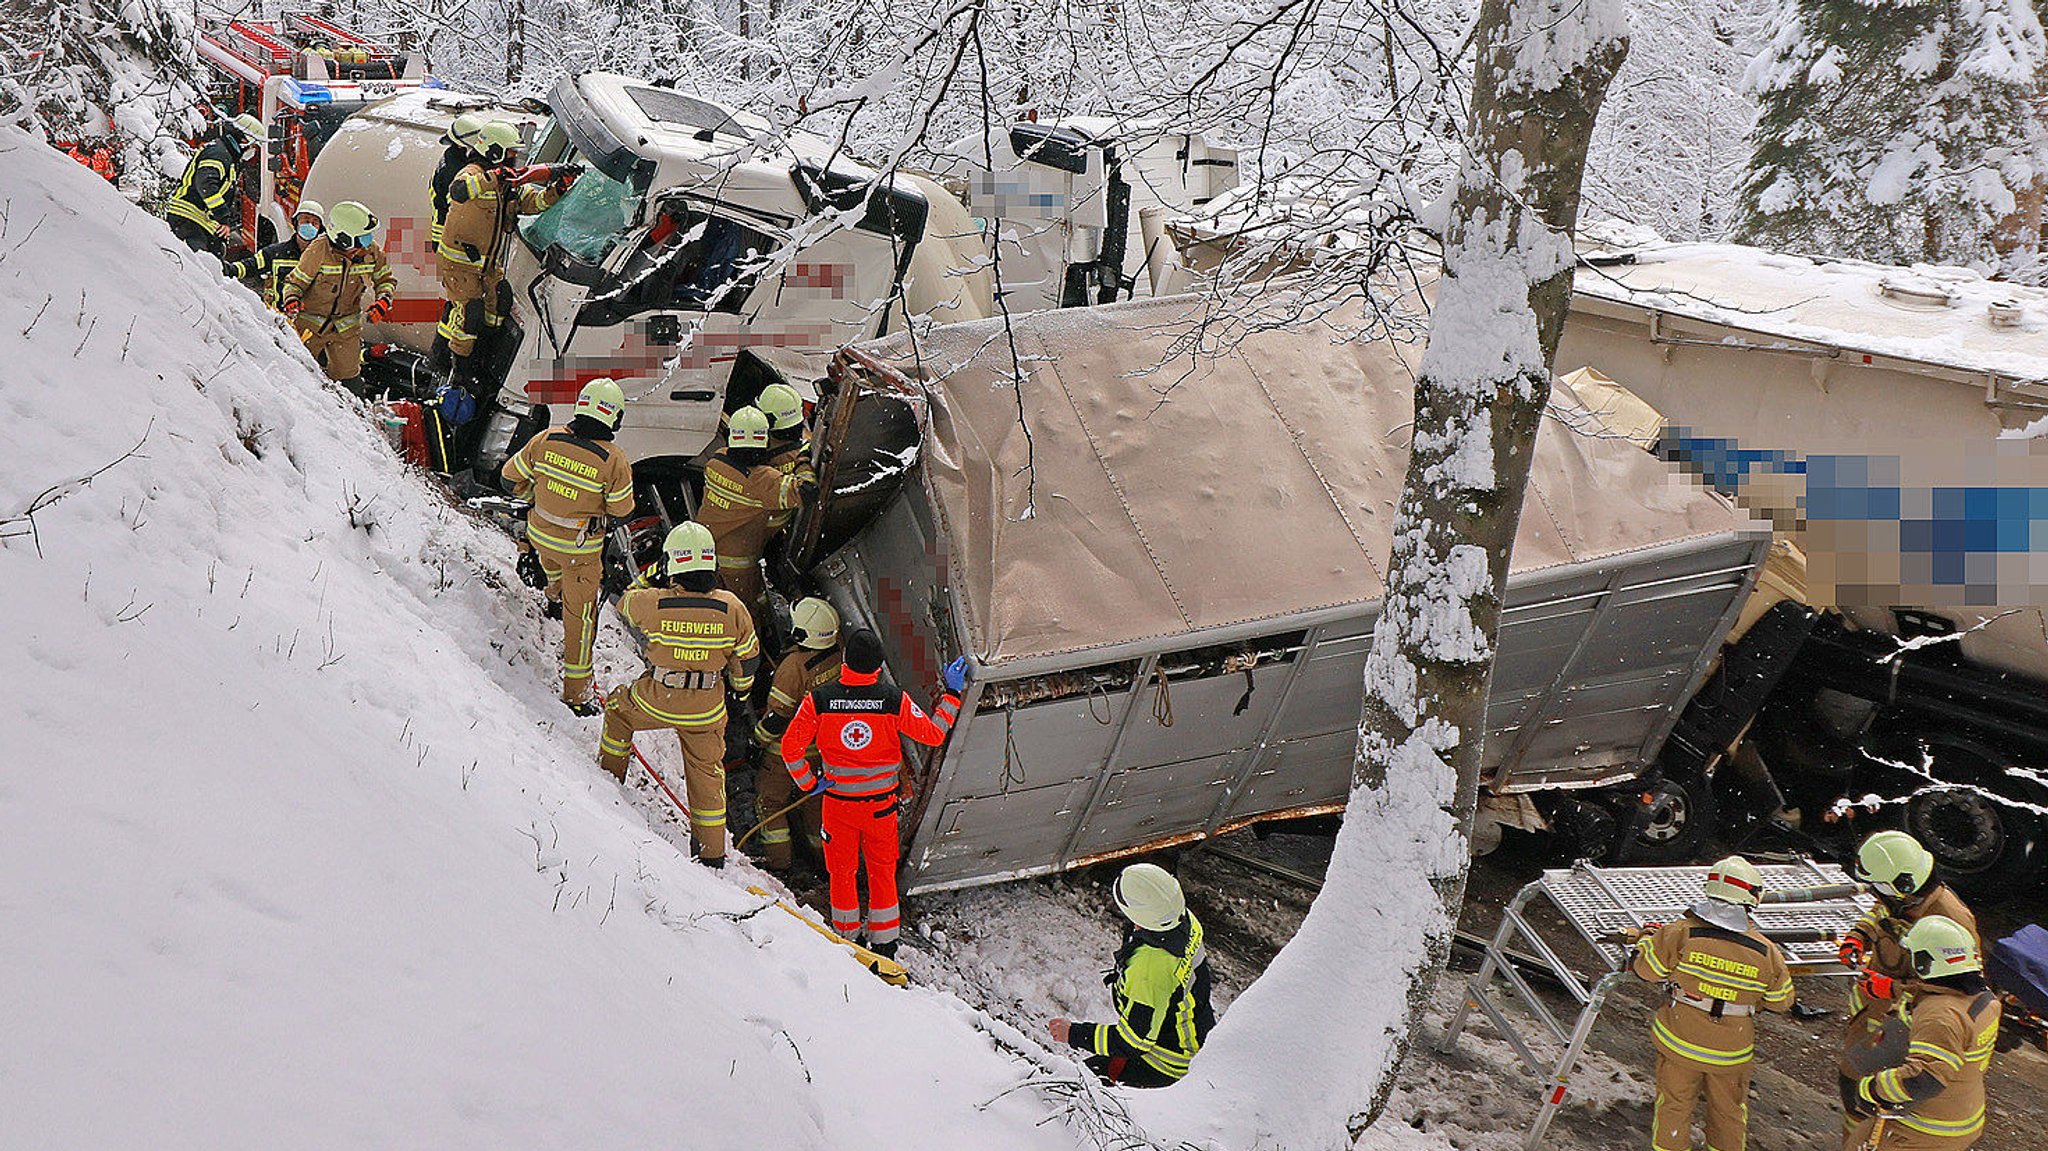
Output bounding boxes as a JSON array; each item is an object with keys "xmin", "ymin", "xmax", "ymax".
[
  {"xmin": 1065, "ymin": 912, "xmax": 1214, "ymax": 1081},
  {"xmin": 165, "ymin": 138, "xmax": 241, "ymax": 233}
]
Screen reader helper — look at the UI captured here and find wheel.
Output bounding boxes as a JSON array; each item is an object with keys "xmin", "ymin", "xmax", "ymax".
[
  {"xmin": 1902, "ymin": 742, "xmax": 2048, "ymax": 897},
  {"xmin": 1607, "ymin": 770, "xmax": 1716, "ymax": 865}
]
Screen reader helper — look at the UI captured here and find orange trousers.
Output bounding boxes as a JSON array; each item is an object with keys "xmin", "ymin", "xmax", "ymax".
[{"xmin": 821, "ymin": 795, "xmax": 900, "ymax": 946}]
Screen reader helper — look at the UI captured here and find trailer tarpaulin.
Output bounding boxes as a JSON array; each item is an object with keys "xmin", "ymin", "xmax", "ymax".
[{"xmin": 856, "ymin": 294, "xmax": 1753, "ymax": 667}]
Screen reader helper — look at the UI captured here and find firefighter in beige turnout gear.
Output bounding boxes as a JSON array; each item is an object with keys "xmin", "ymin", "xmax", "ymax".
[
  {"xmin": 435, "ymin": 121, "xmax": 566, "ymax": 388},
  {"xmin": 1837, "ymin": 830, "xmax": 1979, "ymax": 1142},
  {"xmin": 698, "ymin": 405, "xmax": 810, "ymax": 618},
  {"xmin": 1846, "ymin": 915, "xmax": 2000, "ymax": 1150},
  {"xmin": 1630, "ymin": 856, "xmax": 1796, "ymax": 1151},
  {"xmin": 749, "ymin": 596, "xmax": 842, "ymax": 870},
  {"xmin": 280, "ymin": 201, "xmax": 395, "ymax": 391},
  {"xmin": 499, "ymin": 379, "xmax": 635, "ymax": 712},
  {"xmin": 600, "ymin": 522, "xmax": 761, "ymax": 866}
]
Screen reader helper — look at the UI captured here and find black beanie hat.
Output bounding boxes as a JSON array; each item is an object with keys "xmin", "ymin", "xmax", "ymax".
[{"xmin": 845, "ymin": 628, "xmax": 885, "ymax": 674}]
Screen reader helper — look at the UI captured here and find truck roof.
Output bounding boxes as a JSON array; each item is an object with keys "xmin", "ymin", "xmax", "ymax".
[
  {"xmin": 847, "ymin": 292, "xmax": 1761, "ymax": 666},
  {"xmin": 1573, "ymin": 238, "xmax": 2048, "ymax": 388},
  {"xmin": 574, "ymin": 72, "xmax": 881, "ymax": 190}
]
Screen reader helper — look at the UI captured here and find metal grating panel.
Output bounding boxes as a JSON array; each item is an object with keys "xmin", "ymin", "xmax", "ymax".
[{"xmin": 1541, "ymin": 860, "xmax": 1871, "ymax": 972}]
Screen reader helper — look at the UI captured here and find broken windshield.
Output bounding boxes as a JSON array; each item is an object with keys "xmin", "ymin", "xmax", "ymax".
[{"xmin": 520, "ymin": 159, "xmax": 634, "ymax": 266}]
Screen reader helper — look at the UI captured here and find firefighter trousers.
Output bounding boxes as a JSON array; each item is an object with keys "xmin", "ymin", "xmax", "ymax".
[
  {"xmin": 821, "ymin": 795, "xmax": 901, "ymax": 946},
  {"xmin": 1653, "ymin": 1049, "xmax": 1751, "ymax": 1151},
  {"xmin": 437, "ymin": 263, "xmax": 504, "ymax": 358},
  {"xmin": 170, "ymin": 216, "xmax": 224, "ymax": 257},
  {"xmin": 1844, "ymin": 1115, "xmax": 1975, "ymax": 1151},
  {"xmin": 753, "ymin": 752, "xmax": 820, "ymax": 870},
  {"xmin": 599, "ymin": 687, "xmax": 729, "ymax": 862},
  {"xmin": 294, "ymin": 319, "xmax": 363, "ymax": 382},
  {"xmin": 533, "ymin": 538, "xmax": 601, "ymax": 705}
]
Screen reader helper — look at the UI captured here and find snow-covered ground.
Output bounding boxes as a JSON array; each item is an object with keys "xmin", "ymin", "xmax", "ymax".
[{"xmin": 0, "ymin": 127, "xmax": 1101, "ymax": 1150}]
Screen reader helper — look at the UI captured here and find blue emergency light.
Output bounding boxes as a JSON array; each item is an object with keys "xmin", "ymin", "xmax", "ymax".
[{"xmin": 284, "ymin": 78, "xmax": 333, "ymax": 106}]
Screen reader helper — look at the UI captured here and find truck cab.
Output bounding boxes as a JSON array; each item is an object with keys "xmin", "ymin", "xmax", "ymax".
[{"xmin": 474, "ymin": 73, "xmax": 954, "ymax": 488}]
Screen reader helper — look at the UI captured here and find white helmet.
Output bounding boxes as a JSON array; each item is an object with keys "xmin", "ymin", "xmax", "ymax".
[
  {"xmin": 1113, "ymin": 862, "xmax": 1186, "ymax": 932},
  {"xmin": 1703, "ymin": 855, "xmax": 1764, "ymax": 908},
  {"xmin": 790, "ymin": 597, "xmax": 839, "ymax": 650}
]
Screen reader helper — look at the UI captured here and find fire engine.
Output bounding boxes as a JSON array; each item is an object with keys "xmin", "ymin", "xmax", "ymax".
[{"xmin": 194, "ymin": 12, "xmax": 431, "ymax": 249}]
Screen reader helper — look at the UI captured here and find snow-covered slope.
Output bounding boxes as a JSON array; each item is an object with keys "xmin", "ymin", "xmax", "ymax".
[{"xmin": 0, "ymin": 128, "xmax": 1074, "ymax": 1149}]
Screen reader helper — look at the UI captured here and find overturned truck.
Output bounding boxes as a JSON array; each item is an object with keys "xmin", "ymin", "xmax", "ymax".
[{"xmin": 790, "ymin": 296, "xmax": 1772, "ymax": 894}]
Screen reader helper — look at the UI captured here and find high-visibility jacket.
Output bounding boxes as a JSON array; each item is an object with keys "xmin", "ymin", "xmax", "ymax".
[
  {"xmin": 225, "ymin": 238, "xmax": 307, "ymax": 309},
  {"xmin": 280, "ymin": 236, "xmax": 396, "ymax": 334},
  {"xmin": 699, "ymin": 451, "xmax": 808, "ymax": 568},
  {"xmin": 165, "ymin": 138, "xmax": 240, "ymax": 232},
  {"xmin": 428, "ymin": 144, "xmax": 469, "ymax": 249},
  {"xmin": 616, "ymin": 584, "xmax": 760, "ymax": 730},
  {"xmin": 1066, "ymin": 913, "xmax": 1214, "ymax": 1081},
  {"xmin": 438, "ymin": 162, "xmax": 558, "ymax": 276},
  {"xmin": 1846, "ymin": 886, "xmax": 1977, "ymax": 1016},
  {"xmin": 754, "ymin": 645, "xmax": 845, "ymax": 748},
  {"xmin": 1631, "ymin": 911, "xmax": 1795, "ymax": 1066},
  {"xmin": 1856, "ymin": 981, "xmax": 2000, "ymax": 1142},
  {"xmin": 499, "ymin": 423, "xmax": 635, "ymax": 556},
  {"xmin": 779, "ymin": 666, "xmax": 959, "ymax": 799}
]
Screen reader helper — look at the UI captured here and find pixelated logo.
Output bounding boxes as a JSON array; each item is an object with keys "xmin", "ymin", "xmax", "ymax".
[{"xmin": 841, "ymin": 720, "xmax": 874, "ymax": 750}]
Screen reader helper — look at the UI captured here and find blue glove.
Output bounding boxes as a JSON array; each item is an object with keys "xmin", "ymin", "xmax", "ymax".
[
  {"xmin": 803, "ymin": 777, "xmax": 828, "ymax": 798},
  {"xmin": 943, "ymin": 656, "xmax": 970, "ymax": 694}
]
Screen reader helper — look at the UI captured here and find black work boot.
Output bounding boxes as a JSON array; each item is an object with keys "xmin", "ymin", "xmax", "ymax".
[{"xmin": 870, "ymin": 939, "xmax": 898, "ymax": 960}]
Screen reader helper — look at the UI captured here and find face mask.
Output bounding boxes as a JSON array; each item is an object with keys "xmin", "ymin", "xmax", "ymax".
[{"xmin": 297, "ymin": 222, "xmax": 320, "ymax": 241}]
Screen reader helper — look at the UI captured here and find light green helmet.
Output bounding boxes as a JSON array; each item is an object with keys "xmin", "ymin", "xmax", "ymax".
[
  {"xmin": 1902, "ymin": 914, "xmax": 1981, "ymax": 977},
  {"xmin": 229, "ymin": 113, "xmax": 265, "ymax": 144},
  {"xmin": 326, "ymin": 200, "xmax": 378, "ymax": 245},
  {"xmin": 476, "ymin": 120, "xmax": 521, "ymax": 164},
  {"xmin": 1855, "ymin": 830, "xmax": 1934, "ymax": 899},
  {"xmin": 727, "ymin": 405, "xmax": 771, "ymax": 450},
  {"xmin": 790, "ymin": 596, "xmax": 839, "ymax": 650},
  {"xmin": 757, "ymin": 382, "xmax": 806, "ymax": 432},
  {"xmin": 446, "ymin": 111, "xmax": 486, "ymax": 150},
  {"xmin": 574, "ymin": 378, "xmax": 627, "ymax": 429},
  {"xmin": 1113, "ymin": 862, "xmax": 1186, "ymax": 932},
  {"xmin": 1703, "ymin": 855, "xmax": 1764, "ymax": 908},
  {"xmin": 662, "ymin": 522, "xmax": 717, "ymax": 576}
]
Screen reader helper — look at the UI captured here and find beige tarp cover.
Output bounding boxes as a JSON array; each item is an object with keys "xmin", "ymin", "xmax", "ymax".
[{"xmin": 855, "ymin": 294, "xmax": 1754, "ymax": 665}]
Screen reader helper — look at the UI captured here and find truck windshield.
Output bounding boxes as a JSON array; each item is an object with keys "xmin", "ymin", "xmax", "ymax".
[{"xmin": 520, "ymin": 160, "xmax": 634, "ymax": 266}]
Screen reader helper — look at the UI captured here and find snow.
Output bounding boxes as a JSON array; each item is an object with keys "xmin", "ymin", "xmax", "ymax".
[{"xmin": 0, "ymin": 127, "xmax": 1088, "ymax": 1150}]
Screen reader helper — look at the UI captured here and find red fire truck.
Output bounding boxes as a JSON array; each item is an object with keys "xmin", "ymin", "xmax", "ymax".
[{"xmin": 195, "ymin": 13, "xmax": 433, "ymax": 249}]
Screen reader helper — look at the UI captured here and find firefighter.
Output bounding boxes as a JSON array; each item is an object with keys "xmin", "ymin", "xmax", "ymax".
[
  {"xmin": 279, "ymin": 201, "xmax": 396, "ymax": 394},
  {"xmin": 499, "ymin": 378, "xmax": 636, "ymax": 714},
  {"xmin": 600, "ymin": 522, "xmax": 760, "ymax": 867},
  {"xmin": 1628, "ymin": 855, "xmax": 1796, "ymax": 1151},
  {"xmin": 427, "ymin": 112, "xmax": 486, "ymax": 371},
  {"xmin": 1047, "ymin": 862, "xmax": 1215, "ymax": 1088},
  {"xmin": 758, "ymin": 381, "xmax": 812, "ymax": 539},
  {"xmin": 226, "ymin": 200, "xmax": 324, "ymax": 311},
  {"xmin": 780, "ymin": 629, "xmax": 967, "ymax": 957},
  {"xmin": 165, "ymin": 114, "xmax": 263, "ymax": 257},
  {"xmin": 436, "ymin": 120, "xmax": 573, "ymax": 392},
  {"xmin": 749, "ymin": 596, "xmax": 843, "ymax": 871},
  {"xmin": 1845, "ymin": 915, "xmax": 2000, "ymax": 1149},
  {"xmin": 1839, "ymin": 831, "xmax": 1980, "ymax": 1140},
  {"xmin": 700, "ymin": 405, "xmax": 812, "ymax": 619}
]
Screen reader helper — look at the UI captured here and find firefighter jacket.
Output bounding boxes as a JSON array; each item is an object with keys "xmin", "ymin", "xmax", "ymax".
[
  {"xmin": 166, "ymin": 138, "xmax": 240, "ymax": 233},
  {"xmin": 700, "ymin": 451, "xmax": 809, "ymax": 564},
  {"xmin": 754, "ymin": 645, "xmax": 846, "ymax": 748},
  {"xmin": 428, "ymin": 144, "xmax": 468, "ymax": 248},
  {"xmin": 1846, "ymin": 886, "xmax": 1978, "ymax": 1016},
  {"xmin": 1066, "ymin": 913, "xmax": 1215, "ymax": 1081},
  {"xmin": 499, "ymin": 422, "xmax": 635, "ymax": 557},
  {"xmin": 765, "ymin": 433, "xmax": 811, "ymax": 533},
  {"xmin": 1854, "ymin": 980, "xmax": 2000, "ymax": 1142},
  {"xmin": 280, "ymin": 236, "xmax": 396, "ymax": 335},
  {"xmin": 616, "ymin": 583, "xmax": 760, "ymax": 730},
  {"xmin": 779, "ymin": 666, "xmax": 959, "ymax": 800},
  {"xmin": 438, "ymin": 162, "xmax": 558, "ymax": 276},
  {"xmin": 1631, "ymin": 911, "xmax": 1795, "ymax": 1067},
  {"xmin": 226, "ymin": 238, "xmax": 306, "ymax": 309}
]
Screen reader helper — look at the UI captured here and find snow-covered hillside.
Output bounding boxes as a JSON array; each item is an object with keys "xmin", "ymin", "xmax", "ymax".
[{"xmin": 0, "ymin": 127, "xmax": 1084, "ymax": 1149}]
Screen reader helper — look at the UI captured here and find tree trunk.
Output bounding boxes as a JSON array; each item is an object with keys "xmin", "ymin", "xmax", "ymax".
[{"xmin": 1131, "ymin": 2, "xmax": 1626, "ymax": 1147}]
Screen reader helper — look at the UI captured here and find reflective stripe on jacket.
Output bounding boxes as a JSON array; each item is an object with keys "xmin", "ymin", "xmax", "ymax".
[
  {"xmin": 618, "ymin": 587, "xmax": 760, "ymax": 729},
  {"xmin": 280, "ymin": 236, "xmax": 396, "ymax": 334},
  {"xmin": 699, "ymin": 451, "xmax": 808, "ymax": 566},
  {"xmin": 780, "ymin": 665, "xmax": 959, "ymax": 797},
  {"xmin": 1845, "ymin": 886, "xmax": 1977, "ymax": 1015},
  {"xmin": 1067, "ymin": 913, "xmax": 1214, "ymax": 1080},
  {"xmin": 166, "ymin": 139, "xmax": 238, "ymax": 229},
  {"xmin": 1631, "ymin": 912, "xmax": 1795, "ymax": 1067},
  {"xmin": 499, "ymin": 425, "xmax": 635, "ymax": 556},
  {"xmin": 1856, "ymin": 984, "xmax": 1999, "ymax": 1140},
  {"xmin": 226, "ymin": 239, "xmax": 305, "ymax": 309}
]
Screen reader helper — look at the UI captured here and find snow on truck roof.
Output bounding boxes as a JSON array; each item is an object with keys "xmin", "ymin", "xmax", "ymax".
[
  {"xmin": 852, "ymin": 294, "xmax": 1758, "ymax": 665},
  {"xmin": 1574, "ymin": 239, "xmax": 2048, "ymax": 385}
]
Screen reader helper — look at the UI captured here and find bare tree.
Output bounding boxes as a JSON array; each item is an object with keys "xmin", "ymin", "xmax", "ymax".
[{"xmin": 1134, "ymin": 2, "xmax": 1628, "ymax": 1146}]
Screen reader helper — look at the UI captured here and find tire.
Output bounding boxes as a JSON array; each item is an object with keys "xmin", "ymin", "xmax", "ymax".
[
  {"xmin": 1902, "ymin": 741, "xmax": 2048, "ymax": 897},
  {"xmin": 1607, "ymin": 768, "xmax": 1717, "ymax": 865}
]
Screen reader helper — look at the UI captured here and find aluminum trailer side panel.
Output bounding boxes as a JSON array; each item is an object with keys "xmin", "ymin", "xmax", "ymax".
[{"xmin": 890, "ymin": 528, "xmax": 1768, "ymax": 894}]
